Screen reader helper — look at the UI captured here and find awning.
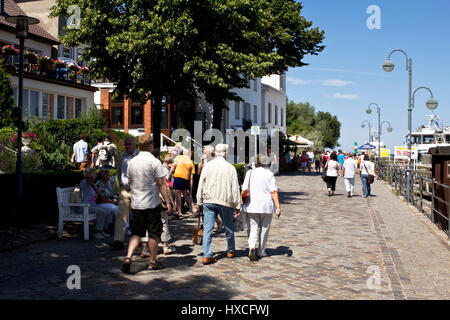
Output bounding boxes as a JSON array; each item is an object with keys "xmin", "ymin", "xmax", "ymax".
[
  {"xmin": 357, "ymin": 143, "xmax": 377, "ymax": 150},
  {"xmin": 288, "ymin": 135, "xmax": 314, "ymax": 147}
]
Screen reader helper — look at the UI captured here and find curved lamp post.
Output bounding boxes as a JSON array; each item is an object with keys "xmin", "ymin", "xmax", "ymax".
[
  {"xmin": 361, "ymin": 120, "xmax": 373, "ymax": 143},
  {"xmin": 5, "ymin": 14, "xmax": 40, "ymax": 201},
  {"xmin": 365, "ymin": 103, "xmax": 384, "ymax": 167},
  {"xmin": 383, "ymin": 48, "xmax": 438, "ymax": 202}
]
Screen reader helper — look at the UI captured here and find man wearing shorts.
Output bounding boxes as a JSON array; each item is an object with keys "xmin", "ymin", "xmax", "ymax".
[{"xmin": 121, "ymin": 134, "xmax": 172, "ymax": 273}]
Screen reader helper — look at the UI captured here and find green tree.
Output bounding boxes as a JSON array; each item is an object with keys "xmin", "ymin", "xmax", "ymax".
[
  {"xmin": 286, "ymin": 99, "xmax": 341, "ymax": 149},
  {"xmin": 51, "ymin": 0, "xmax": 324, "ymax": 150},
  {"xmin": 0, "ymin": 60, "xmax": 17, "ymax": 128}
]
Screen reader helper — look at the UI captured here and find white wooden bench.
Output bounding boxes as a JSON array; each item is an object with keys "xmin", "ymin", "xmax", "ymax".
[{"xmin": 56, "ymin": 186, "xmax": 96, "ymax": 240}]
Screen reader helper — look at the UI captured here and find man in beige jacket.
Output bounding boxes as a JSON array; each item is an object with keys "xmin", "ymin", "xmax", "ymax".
[{"xmin": 196, "ymin": 144, "xmax": 242, "ymax": 265}]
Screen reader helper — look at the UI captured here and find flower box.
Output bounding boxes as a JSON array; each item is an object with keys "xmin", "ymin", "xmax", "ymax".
[
  {"xmin": 24, "ymin": 51, "xmax": 38, "ymax": 62},
  {"xmin": 54, "ymin": 59, "xmax": 66, "ymax": 67},
  {"xmin": 80, "ymin": 66, "xmax": 90, "ymax": 74},
  {"xmin": 2, "ymin": 45, "xmax": 19, "ymax": 55}
]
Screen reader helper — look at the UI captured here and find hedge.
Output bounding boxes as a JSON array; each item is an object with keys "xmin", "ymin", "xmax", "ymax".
[{"xmin": 1, "ymin": 164, "xmax": 245, "ymax": 228}]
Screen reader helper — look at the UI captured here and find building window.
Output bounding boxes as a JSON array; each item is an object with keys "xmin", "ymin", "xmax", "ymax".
[
  {"xmin": 243, "ymin": 102, "xmax": 251, "ymax": 121},
  {"xmin": 281, "ymin": 108, "xmax": 284, "ymax": 127},
  {"xmin": 235, "ymin": 101, "xmax": 240, "ymax": 119},
  {"xmin": 131, "ymin": 105, "xmax": 143, "ymax": 125},
  {"xmin": 111, "ymin": 107, "xmax": 124, "ymax": 125},
  {"xmin": 22, "ymin": 89, "xmax": 29, "ymax": 117},
  {"xmin": 74, "ymin": 98, "xmax": 82, "ymax": 118},
  {"xmin": 253, "ymin": 79, "xmax": 257, "ymax": 92},
  {"xmin": 30, "ymin": 90, "xmax": 39, "ymax": 117},
  {"xmin": 268, "ymin": 103, "xmax": 272, "ymax": 124},
  {"xmin": 253, "ymin": 105, "xmax": 257, "ymax": 123},
  {"xmin": 275, "ymin": 105, "xmax": 278, "ymax": 125},
  {"xmin": 57, "ymin": 95, "xmax": 65, "ymax": 119},
  {"xmin": 41, "ymin": 93, "xmax": 49, "ymax": 118}
]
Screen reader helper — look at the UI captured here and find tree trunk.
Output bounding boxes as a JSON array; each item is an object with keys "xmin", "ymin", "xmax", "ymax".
[
  {"xmin": 212, "ymin": 101, "xmax": 224, "ymax": 131},
  {"xmin": 152, "ymin": 93, "xmax": 162, "ymax": 158}
]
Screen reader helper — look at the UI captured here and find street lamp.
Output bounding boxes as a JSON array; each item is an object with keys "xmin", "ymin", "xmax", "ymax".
[
  {"xmin": 365, "ymin": 103, "xmax": 382, "ymax": 167},
  {"xmin": 383, "ymin": 49, "xmax": 438, "ymax": 203},
  {"xmin": 383, "ymin": 49, "xmax": 414, "ymax": 202},
  {"xmin": 361, "ymin": 120, "xmax": 372, "ymax": 143},
  {"xmin": 5, "ymin": 14, "xmax": 40, "ymax": 201}
]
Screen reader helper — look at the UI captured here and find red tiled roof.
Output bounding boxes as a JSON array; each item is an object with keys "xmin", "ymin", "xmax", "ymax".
[{"xmin": 0, "ymin": 0, "xmax": 59, "ymax": 45}]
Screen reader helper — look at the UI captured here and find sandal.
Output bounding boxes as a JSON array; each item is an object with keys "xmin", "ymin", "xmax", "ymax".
[
  {"xmin": 148, "ymin": 260, "xmax": 164, "ymax": 271},
  {"xmin": 121, "ymin": 257, "xmax": 132, "ymax": 274}
]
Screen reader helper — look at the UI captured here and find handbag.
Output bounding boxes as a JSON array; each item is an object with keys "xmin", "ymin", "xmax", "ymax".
[
  {"xmin": 192, "ymin": 206, "xmax": 203, "ymax": 245},
  {"xmin": 363, "ymin": 162, "xmax": 375, "ymax": 184},
  {"xmin": 322, "ymin": 161, "xmax": 328, "ymax": 182},
  {"xmin": 241, "ymin": 169, "xmax": 252, "ymax": 205}
]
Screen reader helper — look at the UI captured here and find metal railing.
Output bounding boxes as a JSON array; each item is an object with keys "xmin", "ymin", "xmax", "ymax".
[
  {"xmin": 377, "ymin": 162, "xmax": 449, "ymax": 239},
  {"xmin": 0, "ymin": 144, "xmax": 18, "ymax": 155}
]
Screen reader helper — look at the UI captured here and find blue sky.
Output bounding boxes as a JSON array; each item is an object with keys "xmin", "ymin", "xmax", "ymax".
[{"xmin": 286, "ymin": 0, "xmax": 450, "ymax": 152}]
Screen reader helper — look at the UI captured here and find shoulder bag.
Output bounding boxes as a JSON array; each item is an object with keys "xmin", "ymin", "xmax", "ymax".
[
  {"xmin": 363, "ymin": 162, "xmax": 375, "ymax": 184},
  {"xmin": 322, "ymin": 161, "xmax": 329, "ymax": 182},
  {"xmin": 241, "ymin": 169, "xmax": 252, "ymax": 205},
  {"xmin": 192, "ymin": 206, "xmax": 204, "ymax": 245}
]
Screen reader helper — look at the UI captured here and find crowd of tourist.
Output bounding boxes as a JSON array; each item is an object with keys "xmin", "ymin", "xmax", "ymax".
[{"xmin": 72, "ymin": 134, "xmax": 281, "ymax": 274}]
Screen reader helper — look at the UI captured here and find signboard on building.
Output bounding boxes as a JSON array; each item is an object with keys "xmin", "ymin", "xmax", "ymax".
[
  {"xmin": 394, "ymin": 146, "xmax": 417, "ymax": 160},
  {"xmin": 251, "ymin": 126, "xmax": 260, "ymax": 136}
]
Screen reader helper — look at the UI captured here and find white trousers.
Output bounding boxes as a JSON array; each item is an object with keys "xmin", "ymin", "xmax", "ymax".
[
  {"xmin": 247, "ymin": 212, "xmax": 273, "ymax": 255},
  {"xmin": 344, "ymin": 177, "xmax": 355, "ymax": 195}
]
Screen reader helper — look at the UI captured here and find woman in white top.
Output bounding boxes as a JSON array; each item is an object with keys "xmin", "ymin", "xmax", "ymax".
[
  {"xmin": 242, "ymin": 154, "xmax": 281, "ymax": 261},
  {"xmin": 325, "ymin": 152, "xmax": 340, "ymax": 196},
  {"xmin": 360, "ymin": 154, "xmax": 374, "ymax": 197}
]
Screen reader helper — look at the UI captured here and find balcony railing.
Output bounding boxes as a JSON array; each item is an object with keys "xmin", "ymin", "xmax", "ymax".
[{"xmin": 3, "ymin": 54, "xmax": 91, "ymax": 86}]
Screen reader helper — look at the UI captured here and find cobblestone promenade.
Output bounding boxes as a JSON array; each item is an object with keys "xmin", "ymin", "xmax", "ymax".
[{"xmin": 0, "ymin": 172, "xmax": 449, "ymax": 300}]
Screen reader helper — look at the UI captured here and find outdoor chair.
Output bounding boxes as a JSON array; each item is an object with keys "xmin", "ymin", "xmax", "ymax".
[{"xmin": 56, "ymin": 186, "xmax": 96, "ymax": 240}]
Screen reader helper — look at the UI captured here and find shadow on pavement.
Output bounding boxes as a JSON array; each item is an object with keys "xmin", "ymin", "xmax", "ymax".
[{"xmin": 265, "ymin": 245, "xmax": 293, "ymax": 257}]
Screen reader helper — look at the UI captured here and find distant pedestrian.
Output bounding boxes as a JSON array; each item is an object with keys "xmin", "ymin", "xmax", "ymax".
[
  {"xmin": 196, "ymin": 144, "xmax": 242, "ymax": 265},
  {"xmin": 342, "ymin": 153, "xmax": 358, "ymax": 197},
  {"xmin": 314, "ymin": 151, "xmax": 322, "ymax": 173},
  {"xmin": 95, "ymin": 136, "xmax": 119, "ymax": 169},
  {"xmin": 121, "ymin": 134, "xmax": 173, "ymax": 273},
  {"xmin": 325, "ymin": 152, "xmax": 340, "ymax": 196},
  {"xmin": 90, "ymin": 136, "xmax": 104, "ymax": 168},
  {"xmin": 337, "ymin": 150, "xmax": 345, "ymax": 176},
  {"xmin": 110, "ymin": 136, "xmax": 137, "ymax": 250},
  {"xmin": 169, "ymin": 149, "xmax": 198, "ymax": 219},
  {"xmin": 71, "ymin": 133, "xmax": 89, "ymax": 170},
  {"xmin": 360, "ymin": 154, "xmax": 374, "ymax": 198},
  {"xmin": 242, "ymin": 154, "xmax": 281, "ymax": 261},
  {"xmin": 300, "ymin": 151, "xmax": 308, "ymax": 172}
]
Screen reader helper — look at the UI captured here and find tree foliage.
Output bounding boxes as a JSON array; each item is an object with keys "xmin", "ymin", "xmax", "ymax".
[
  {"xmin": 50, "ymin": 0, "xmax": 325, "ymax": 148},
  {"xmin": 0, "ymin": 60, "xmax": 17, "ymax": 128},
  {"xmin": 286, "ymin": 100, "xmax": 341, "ymax": 149}
]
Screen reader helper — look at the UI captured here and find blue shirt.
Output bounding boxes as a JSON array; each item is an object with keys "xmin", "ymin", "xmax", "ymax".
[
  {"xmin": 337, "ymin": 154, "xmax": 345, "ymax": 164},
  {"xmin": 73, "ymin": 140, "xmax": 89, "ymax": 163}
]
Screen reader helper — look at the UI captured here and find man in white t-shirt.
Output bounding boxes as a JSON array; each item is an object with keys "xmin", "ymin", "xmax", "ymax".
[
  {"xmin": 121, "ymin": 134, "xmax": 172, "ymax": 274},
  {"xmin": 342, "ymin": 153, "xmax": 358, "ymax": 197}
]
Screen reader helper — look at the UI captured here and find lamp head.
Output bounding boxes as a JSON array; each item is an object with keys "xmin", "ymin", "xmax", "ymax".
[
  {"xmin": 387, "ymin": 127, "xmax": 393, "ymax": 133},
  {"xmin": 426, "ymin": 97, "xmax": 438, "ymax": 110},
  {"xmin": 361, "ymin": 124, "xmax": 365, "ymax": 128},
  {"xmin": 365, "ymin": 108, "xmax": 372, "ymax": 115},
  {"xmin": 383, "ymin": 59, "xmax": 395, "ymax": 72}
]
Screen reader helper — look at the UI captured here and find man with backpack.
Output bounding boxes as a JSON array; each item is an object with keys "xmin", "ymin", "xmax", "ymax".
[{"xmin": 92, "ymin": 136, "xmax": 119, "ymax": 169}]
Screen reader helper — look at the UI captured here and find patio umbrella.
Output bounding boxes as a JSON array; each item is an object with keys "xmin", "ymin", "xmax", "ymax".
[
  {"xmin": 288, "ymin": 135, "xmax": 314, "ymax": 147},
  {"xmin": 357, "ymin": 143, "xmax": 376, "ymax": 150}
]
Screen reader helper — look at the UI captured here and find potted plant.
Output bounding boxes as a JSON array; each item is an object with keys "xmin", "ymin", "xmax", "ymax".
[
  {"xmin": 54, "ymin": 59, "xmax": 66, "ymax": 68},
  {"xmin": 2, "ymin": 44, "xmax": 19, "ymax": 56},
  {"xmin": 24, "ymin": 51, "xmax": 37, "ymax": 62},
  {"xmin": 80, "ymin": 66, "xmax": 90, "ymax": 74}
]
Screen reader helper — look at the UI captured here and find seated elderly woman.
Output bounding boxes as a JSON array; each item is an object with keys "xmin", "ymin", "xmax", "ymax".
[
  {"xmin": 79, "ymin": 168, "xmax": 114, "ymax": 240},
  {"xmin": 95, "ymin": 169, "xmax": 120, "ymax": 232}
]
